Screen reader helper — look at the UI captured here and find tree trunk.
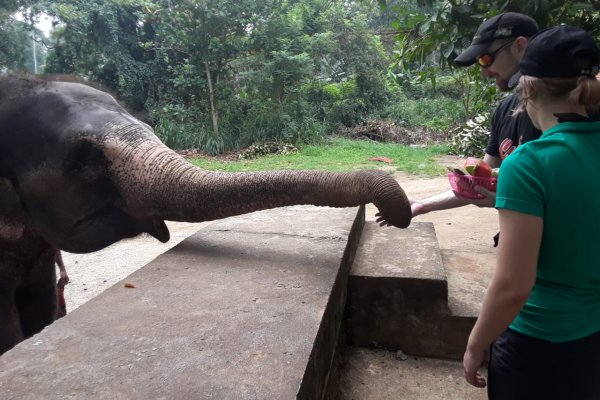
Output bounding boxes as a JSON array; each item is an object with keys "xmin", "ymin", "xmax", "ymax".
[{"xmin": 204, "ymin": 61, "xmax": 219, "ymax": 134}]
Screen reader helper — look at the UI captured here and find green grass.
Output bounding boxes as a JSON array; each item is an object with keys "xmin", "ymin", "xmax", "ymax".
[{"xmin": 188, "ymin": 137, "xmax": 449, "ymax": 177}]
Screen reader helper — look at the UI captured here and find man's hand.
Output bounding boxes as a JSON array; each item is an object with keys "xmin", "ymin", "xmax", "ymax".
[{"xmin": 410, "ymin": 199, "xmax": 425, "ymax": 217}]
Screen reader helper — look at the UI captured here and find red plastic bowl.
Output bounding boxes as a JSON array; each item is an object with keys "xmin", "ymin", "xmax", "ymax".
[{"xmin": 448, "ymin": 173, "xmax": 497, "ymax": 199}]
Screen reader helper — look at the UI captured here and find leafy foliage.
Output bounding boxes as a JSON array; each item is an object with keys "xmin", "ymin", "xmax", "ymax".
[
  {"xmin": 376, "ymin": 0, "xmax": 600, "ymax": 156},
  {"xmin": 384, "ymin": 0, "xmax": 600, "ymax": 78},
  {"xmin": 41, "ymin": 0, "xmax": 154, "ymax": 109},
  {"xmin": 237, "ymin": 142, "xmax": 298, "ymax": 160},
  {"xmin": 0, "ymin": 17, "xmax": 31, "ymax": 71},
  {"xmin": 448, "ymin": 113, "xmax": 490, "ymax": 157},
  {"xmin": 0, "ymin": 1, "xmax": 47, "ymax": 72},
  {"xmin": 11, "ymin": 0, "xmax": 591, "ymax": 155}
]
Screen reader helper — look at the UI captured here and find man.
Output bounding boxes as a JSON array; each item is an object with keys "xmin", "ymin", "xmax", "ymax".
[{"xmin": 411, "ymin": 12, "xmax": 541, "ymax": 217}]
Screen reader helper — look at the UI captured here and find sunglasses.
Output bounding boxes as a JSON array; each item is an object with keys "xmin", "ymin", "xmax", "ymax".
[{"xmin": 477, "ymin": 39, "xmax": 516, "ymax": 68}]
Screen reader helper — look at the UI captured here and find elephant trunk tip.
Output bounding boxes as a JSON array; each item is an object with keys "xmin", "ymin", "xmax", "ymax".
[{"xmin": 366, "ymin": 171, "xmax": 412, "ymax": 229}]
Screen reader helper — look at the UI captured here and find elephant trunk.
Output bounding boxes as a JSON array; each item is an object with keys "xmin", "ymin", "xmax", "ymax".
[{"xmin": 104, "ymin": 120, "xmax": 411, "ymax": 233}]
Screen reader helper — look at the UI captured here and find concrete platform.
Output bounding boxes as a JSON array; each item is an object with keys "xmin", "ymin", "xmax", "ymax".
[
  {"xmin": 346, "ymin": 222, "xmax": 475, "ymax": 359},
  {"xmin": 1, "ymin": 201, "xmax": 492, "ymax": 399},
  {"xmin": 0, "ymin": 206, "xmax": 364, "ymax": 400}
]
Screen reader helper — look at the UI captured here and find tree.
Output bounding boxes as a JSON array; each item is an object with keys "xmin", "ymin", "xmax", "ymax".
[
  {"xmin": 5, "ymin": 0, "xmax": 422, "ymax": 152},
  {"xmin": 43, "ymin": 0, "xmax": 153, "ymax": 110},
  {"xmin": 0, "ymin": 0, "xmax": 46, "ymax": 73},
  {"xmin": 363, "ymin": 0, "xmax": 600, "ymax": 120},
  {"xmin": 330, "ymin": 9, "xmax": 390, "ymax": 112},
  {"xmin": 151, "ymin": 0, "xmax": 275, "ymax": 135},
  {"xmin": 0, "ymin": 17, "xmax": 31, "ymax": 72},
  {"xmin": 380, "ymin": 0, "xmax": 600, "ymax": 75}
]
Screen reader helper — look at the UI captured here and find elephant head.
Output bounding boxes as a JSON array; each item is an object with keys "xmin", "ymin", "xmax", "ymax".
[
  {"xmin": 0, "ymin": 75, "xmax": 411, "ymax": 354},
  {"xmin": 0, "ymin": 76, "xmax": 411, "ymax": 253}
]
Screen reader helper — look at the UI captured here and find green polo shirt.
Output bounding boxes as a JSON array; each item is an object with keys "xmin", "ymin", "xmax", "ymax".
[{"xmin": 496, "ymin": 120, "xmax": 600, "ymax": 342}]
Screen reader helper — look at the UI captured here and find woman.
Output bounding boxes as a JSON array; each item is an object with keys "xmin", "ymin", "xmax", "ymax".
[{"xmin": 463, "ymin": 25, "xmax": 600, "ymax": 399}]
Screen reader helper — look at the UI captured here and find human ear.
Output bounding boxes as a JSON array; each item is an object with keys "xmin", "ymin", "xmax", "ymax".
[
  {"xmin": 515, "ymin": 37, "xmax": 529, "ymax": 56},
  {"xmin": 523, "ymin": 79, "xmax": 536, "ymax": 100}
]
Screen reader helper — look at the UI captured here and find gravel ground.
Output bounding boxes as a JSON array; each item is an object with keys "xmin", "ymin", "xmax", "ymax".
[{"xmin": 60, "ymin": 221, "xmax": 213, "ymax": 311}]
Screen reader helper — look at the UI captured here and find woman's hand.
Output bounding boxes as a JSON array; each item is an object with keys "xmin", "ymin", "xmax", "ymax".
[
  {"xmin": 463, "ymin": 344, "xmax": 489, "ymax": 388},
  {"xmin": 454, "ymin": 186, "xmax": 497, "ymax": 208},
  {"xmin": 473, "ymin": 186, "xmax": 497, "ymax": 208}
]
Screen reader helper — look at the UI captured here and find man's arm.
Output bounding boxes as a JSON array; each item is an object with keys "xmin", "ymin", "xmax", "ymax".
[
  {"xmin": 411, "ymin": 153, "xmax": 502, "ymax": 217},
  {"xmin": 483, "ymin": 153, "xmax": 501, "ymax": 168}
]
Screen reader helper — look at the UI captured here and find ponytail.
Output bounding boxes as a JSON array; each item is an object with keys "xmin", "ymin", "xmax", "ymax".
[{"xmin": 569, "ymin": 77, "xmax": 600, "ymax": 107}]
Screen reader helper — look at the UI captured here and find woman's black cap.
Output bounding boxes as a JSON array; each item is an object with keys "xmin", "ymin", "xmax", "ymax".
[{"xmin": 519, "ymin": 25, "xmax": 600, "ymax": 78}]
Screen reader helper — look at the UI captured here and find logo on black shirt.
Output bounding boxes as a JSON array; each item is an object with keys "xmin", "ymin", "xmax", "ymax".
[{"xmin": 499, "ymin": 138, "xmax": 516, "ymax": 159}]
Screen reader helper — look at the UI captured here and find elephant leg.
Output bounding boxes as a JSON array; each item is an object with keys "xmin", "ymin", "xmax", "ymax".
[
  {"xmin": 0, "ymin": 280, "xmax": 24, "ymax": 355},
  {"xmin": 15, "ymin": 263, "xmax": 58, "ymax": 338}
]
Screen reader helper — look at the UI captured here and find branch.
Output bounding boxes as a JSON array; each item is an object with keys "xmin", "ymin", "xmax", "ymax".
[
  {"xmin": 34, "ymin": 36, "xmax": 55, "ymax": 49},
  {"xmin": 372, "ymin": 30, "xmax": 410, "ymax": 36},
  {"xmin": 150, "ymin": 45, "xmax": 190, "ymax": 56}
]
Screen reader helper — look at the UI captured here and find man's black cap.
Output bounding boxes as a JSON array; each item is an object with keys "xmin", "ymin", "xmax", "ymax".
[
  {"xmin": 455, "ymin": 12, "xmax": 539, "ymax": 67},
  {"xmin": 520, "ymin": 25, "xmax": 600, "ymax": 78}
]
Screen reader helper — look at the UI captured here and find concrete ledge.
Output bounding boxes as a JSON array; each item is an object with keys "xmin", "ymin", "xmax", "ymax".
[
  {"xmin": 298, "ymin": 204, "xmax": 364, "ymax": 400},
  {"xmin": 346, "ymin": 222, "xmax": 474, "ymax": 359},
  {"xmin": 0, "ymin": 206, "xmax": 362, "ymax": 400}
]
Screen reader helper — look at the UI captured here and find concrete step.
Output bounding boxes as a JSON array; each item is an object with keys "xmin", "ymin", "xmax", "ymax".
[
  {"xmin": 443, "ymin": 249, "xmax": 494, "ymax": 319},
  {"xmin": 345, "ymin": 221, "xmax": 476, "ymax": 360},
  {"xmin": 0, "ymin": 205, "xmax": 365, "ymax": 400}
]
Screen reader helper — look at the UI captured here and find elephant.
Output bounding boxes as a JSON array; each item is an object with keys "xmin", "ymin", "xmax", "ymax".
[{"xmin": 0, "ymin": 74, "xmax": 411, "ymax": 355}]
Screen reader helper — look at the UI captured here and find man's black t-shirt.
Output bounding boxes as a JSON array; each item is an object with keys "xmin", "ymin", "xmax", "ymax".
[
  {"xmin": 485, "ymin": 94, "xmax": 542, "ymax": 159},
  {"xmin": 485, "ymin": 93, "xmax": 542, "ymax": 248}
]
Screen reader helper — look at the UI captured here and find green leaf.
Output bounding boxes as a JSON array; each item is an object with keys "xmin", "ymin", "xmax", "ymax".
[{"xmin": 442, "ymin": 43, "xmax": 454, "ymax": 58}]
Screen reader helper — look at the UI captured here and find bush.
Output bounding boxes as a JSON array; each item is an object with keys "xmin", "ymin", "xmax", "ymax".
[
  {"xmin": 395, "ymin": 74, "xmax": 462, "ymax": 99},
  {"xmin": 379, "ymin": 95, "xmax": 465, "ymax": 132},
  {"xmin": 147, "ymin": 68, "xmax": 483, "ymax": 154},
  {"xmin": 448, "ymin": 113, "xmax": 490, "ymax": 158},
  {"xmin": 325, "ymin": 98, "xmax": 367, "ymax": 128},
  {"xmin": 153, "ymin": 117, "xmax": 226, "ymax": 155},
  {"xmin": 434, "ymin": 75, "xmax": 464, "ymax": 98},
  {"xmin": 237, "ymin": 141, "xmax": 298, "ymax": 160},
  {"xmin": 301, "ymin": 79, "xmax": 371, "ymax": 129},
  {"xmin": 234, "ymin": 99, "xmax": 326, "ymax": 148},
  {"xmin": 149, "ymin": 104, "xmax": 228, "ymax": 155}
]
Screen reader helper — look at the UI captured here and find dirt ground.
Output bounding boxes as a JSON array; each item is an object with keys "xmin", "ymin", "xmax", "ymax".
[{"xmin": 61, "ymin": 155, "xmax": 498, "ymax": 313}]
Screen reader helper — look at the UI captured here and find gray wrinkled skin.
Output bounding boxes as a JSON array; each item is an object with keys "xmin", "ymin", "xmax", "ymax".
[{"xmin": 0, "ymin": 75, "xmax": 412, "ymax": 355}]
